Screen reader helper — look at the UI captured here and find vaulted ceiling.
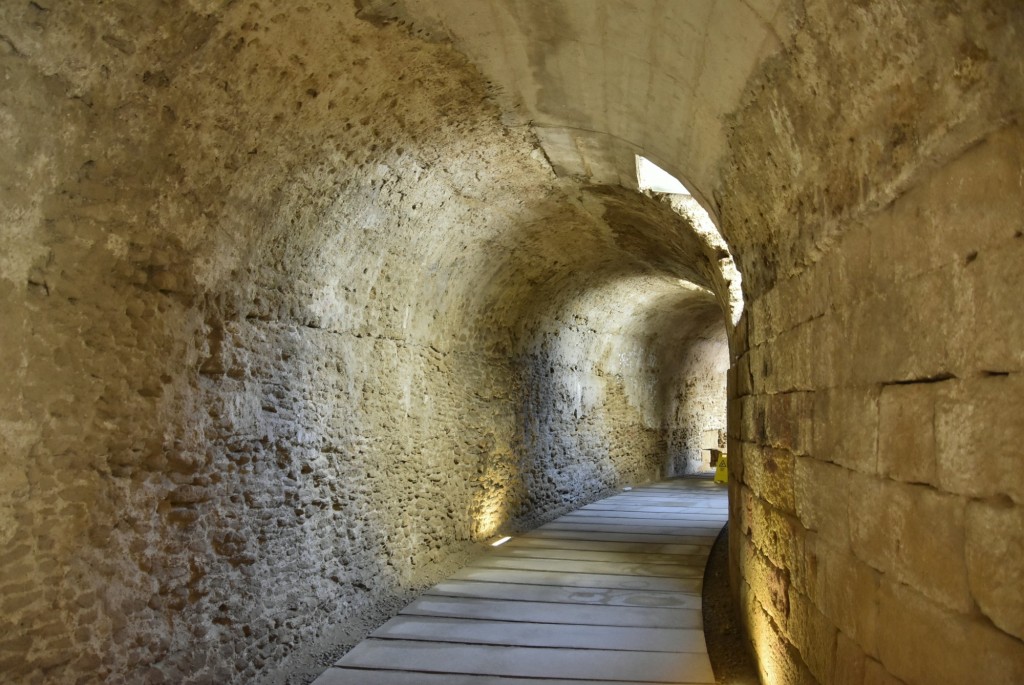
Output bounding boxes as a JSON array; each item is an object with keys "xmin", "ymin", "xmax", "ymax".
[{"xmin": 359, "ymin": 0, "xmax": 790, "ymax": 217}]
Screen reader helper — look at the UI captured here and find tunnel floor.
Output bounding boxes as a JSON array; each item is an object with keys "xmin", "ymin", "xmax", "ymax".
[{"xmin": 312, "ymin": 478, "xmax": 728, "ymax": 684}]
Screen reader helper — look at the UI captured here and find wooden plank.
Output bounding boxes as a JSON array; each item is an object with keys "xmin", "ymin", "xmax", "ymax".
[
  {"xmin": 336, "ymin": 639, "xmax": 715, "ymax": 683},
  {"xmin": 539, "ymin": 521, "xmax": 722, "ymax": 536},
  {"xmin": 425, "ymin": 579, "xmax": 701, "ymax": 609},
  {"xmin": 524, "ymin": 529, "xmax": 715, "ymax": 545},
  {"xmin": 583, "ymin": 503, "xmax": 725, "ymax": 512},
  {"xmin": 470, "ymin": 556, "xmax": 704, "ymax": 579},
  {"xmin": 596, "ymin": 497, "xmax": 727, "ymax": 507},
  {"xmin": 561, "ymin": 511, "xmax": 729, "ymax": 524},
  {"xmin": 401, "ymin": 595, "xmax": 703, "ymax": 628},
  {"xmin": 497, "ymin": 545, "xmax": 708, "ymax": 567},
  {"xmin": 504, "ymin": 536, "xmax": 709, "ymax": 555},
  {"xmin": 577, "ymin": 499, "xmax": 729, "ymax": 509},
  {"xmin": 309, "ymin": 477, "xmax": 728, "ymax": 685},
  {"xmin": 566, "ymin": 509, "xmax": 727, "ymax": 521},
  {"xmin": 559, "ymin": 520, "xmax": 722, "ymax": 531},
  {"xmin": 370, "ymin": 615, "xmax": 708, "ymax": 652},
  {"xmin": 620, "ymin": 493, "xmax": 723, "ymax": 497},
  {"xmin": 315, "ymin": 667, "xmax": 696, "ymax": 685},
  {"xmin": 606, "ymin": 489, "xmax": 723, "ymax": 496},
  {"xmin": 449, "ymin": 565, "xmax": 702, "ymax": 592}
]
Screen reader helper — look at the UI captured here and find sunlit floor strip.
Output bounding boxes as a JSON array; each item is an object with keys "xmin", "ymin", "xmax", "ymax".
[{"xmin": 312, "ymin": 477, "xmax": 728, "ymax": 685}]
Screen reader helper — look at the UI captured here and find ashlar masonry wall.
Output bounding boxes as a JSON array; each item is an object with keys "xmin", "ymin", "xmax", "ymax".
[{"xmin": 719, "ymin": 2, "xmax": 1024, "ymax": 683}]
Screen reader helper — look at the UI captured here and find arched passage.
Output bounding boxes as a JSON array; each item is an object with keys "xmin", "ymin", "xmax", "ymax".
[{"xmin": 2, "ymin": 1, "xmax": 1023, "ymax": 684}]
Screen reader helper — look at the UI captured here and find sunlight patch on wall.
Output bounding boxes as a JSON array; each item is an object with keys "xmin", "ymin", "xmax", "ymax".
[{"xmin": 635, "ymin": 156, "xmax": 745, "ymax": 326}]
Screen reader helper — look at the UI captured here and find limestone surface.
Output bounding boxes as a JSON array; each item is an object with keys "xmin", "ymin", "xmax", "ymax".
[
  {"xmin": 0, "ymin": 2, "xmax": 729, "ymax": 683},
  {"xmin": 2, "ymin": 1, "xmax": 1023, "ymax": 685}
]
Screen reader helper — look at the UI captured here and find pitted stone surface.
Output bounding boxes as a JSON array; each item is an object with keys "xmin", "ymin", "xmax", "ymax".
[
  {"xmin": 0, "ymin": 3, "xmax": 729, "ymax": 683},
  {"xmin": 3, "ymin": 1, "xmax": 1023, "ymax": 685}
]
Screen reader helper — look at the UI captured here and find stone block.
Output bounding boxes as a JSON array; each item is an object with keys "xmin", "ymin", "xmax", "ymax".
[
  {"xmin": 848, "ymin": 475, "xmax": 970, "ymax": 612},
  {"xmin": 877, "ymin": 382, "xmax": 938, "ymax": 485},
  {"xmin": 804, "ymin": 255, "xmax": 833, "ymax": 322},
  {"xmin": 794, "ymin": 456, "xmax": 850, "ymax": 547},
  {"xmin": 935, "ymin": 374, "xmax": 1024, "ymax": 503},
  {"xmin": 792, "ymin": 531, "xmax": 823, "ymax": 600},
  {"xmin": 727, "ymin": 394, "xmax": 743, "ymax": 440},
  {"xmin": 739, "ymin": 394, "xmax": 763, "ymax": 443},
  {"xmin": 813, "ymin": 541, "xmax": 879, "ymax": 658},
  {"xmin": 780, "ymin": 321, "xmax": 818, "ymax": 392},
  {"xmin": 846, "ymin": 267, "xmax": 961, "ymax": 387},
  {"xmin": 807, "ymin": 309, "xmax": 846, "ymax": 390},
  {"xmin": 748, "ymin": 294, "xmax": 774, "ymax": 348},
  {"xmin": 765, "ymin": 391, "xmax": 815, "ymax": 455},
  {"xmin": 731, "ymin": 526, "xmax": 748, "ymax": 603},
  {"xmin": 877, "ymin": 580, "xmax": 1024, "ymax": 685},
  {"xmin": 965, "ymin": 500, "xmax": 1024, "ymax": 640},
  {"xmin": 727, "ymin": 438, "xmax": 745, "ymax": 482},
  {"xmin": 737, "ymin": 484, "xmax": 757, "ymax": 537},
  {"xmin": 747, "ymin": 597, "xmax": 819, "ymax": 685},
  {"xmin": 960, "ymin": 235, "xmax": 1024, "ymax": 372},
  {"xmin": 787, "ymin": 589, "xmax": 837, "ymax": 684},
  {"xmin": 813, "ymin": 387, "xmax": 879, "ymax": 473},
  {"xmin": 893, "ymin": 486, "xmax": 970, "ymax": 613},
  {"xmin": 748, "ymin": 345, "xmax": 771, "ymax": 394},
  {"xmin": 890, "ymin": 124, "xmax": 1024, "ymax": 285},
  {"xmin": 736, "ymin": 352, "xmax": 753, "ymax": 398},
  {"xmin": 748, "ymin": 498, "xmax": 807, "ymax": 592},
  {"xmin": 831, "ymin": 217, "xmax": 886, "ymax": 309},
  {"xmin": 847, "ymin": 473, "xmax": 907, "ymax": 573},
  {"xmin": 700, "ymin": 429, "xmax": 720, "ymax": 450},
  {"xmin": 744, "ymin": 541, "xmax": 792, "ymax": 630},
  {"xmin": 864, "ymin": 658, "xmax": 907, "ymax": 685},
  {"xmin": 744, "ymin": 443, "xmax": 796, "ymax": 513},
  {"xmin": 760, "ymin": 280, "xmax": 789, "ymax": 342},
  {"xmin": 832, "ymin": 631, "xmax": 867, "ymax": 685}
]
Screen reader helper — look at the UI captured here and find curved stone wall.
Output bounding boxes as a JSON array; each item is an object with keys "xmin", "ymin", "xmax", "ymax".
[
  {"xmin": 6, "ymin": 2, "xmax": 1020, "ymax": 685},
  {"xmin": 720, "ymin": 3, "xmax": 1024, "ymax": 683},
  {"xmin": 0, "ymin": 2, "xmax": 729, "ymax": 682}
]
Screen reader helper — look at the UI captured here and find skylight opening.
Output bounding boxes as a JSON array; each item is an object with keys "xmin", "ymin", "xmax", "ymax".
[
  {"xmin": 636, "ymin": 155, "xmax": 690, "ymax": 194},
  {"xmin": 635, "ymin": 155, "xmax": 745, "ymax": 327}
]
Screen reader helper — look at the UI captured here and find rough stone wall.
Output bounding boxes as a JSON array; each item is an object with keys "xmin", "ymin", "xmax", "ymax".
[
  {"xmin": 720, "ymin": 2, "xmax": 1024, "ymax": 684},
  {"xmin": 511, "ymin": 273, "xmax": 707, "ymax": 527},
  {"xmin": 0, "ymin": 3, "xmax": 727, "ymax": 683},
  {"xmin": 659, "ymin": 305, "xmax": 729, "ymax": 475}
]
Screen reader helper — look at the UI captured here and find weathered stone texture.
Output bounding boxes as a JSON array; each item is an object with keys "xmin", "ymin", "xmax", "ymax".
[
  {"xmin": 2, "ymin": 0, "xmax": 1022, "ymax": 684},
  {"xmin": 803, "ymin": 537, "xmax": 879, "ymax": 659},
  {"xmin": 965, "ymin": 500, "xmax": 1024, "ymax": 641},
  {"xmin": 811, "ymin": 386, "xmax": 879, "ymax": 474},
  {"xmin": 832, "ymin": 631, "xmax": 867, "ymax": 685},
  {"xmin": 0, "ymin": 2, "xmax": 729, "ymax": 683},
  {"xmin": 877, "ymin": 580, "xmax": 1024, "ymax": 685},
  {"xmin": 723, "ymin": 1, "xmax": 1024, "ymax": 683},
  {"xmin": 877, "ymin": 383, "xmax": 939, "ymax": 485},
  {"xmin": 743, "ymin": 443, "xmax": 795, "ymax": 513},
  {"xmin": 936, "ymin": 374, "xmax": 1024, "ymax": 503},
  {"xmin": 793, "ymin": 457, "xmax": 850, "ymax": 547},
  {"xmin": 662, "ymin": 306, "xmax": 729, "ymax": 475}
]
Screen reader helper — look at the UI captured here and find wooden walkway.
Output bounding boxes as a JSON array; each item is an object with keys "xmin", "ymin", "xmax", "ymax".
[{"xmin": 312, "ymin": 477, "xmax": 728, "ymax": 685}]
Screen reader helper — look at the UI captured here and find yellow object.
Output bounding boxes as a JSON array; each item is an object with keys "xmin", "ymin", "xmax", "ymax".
[{"xmin": 713, "ymin": 454, "xmax": 728, "ymax": 484}]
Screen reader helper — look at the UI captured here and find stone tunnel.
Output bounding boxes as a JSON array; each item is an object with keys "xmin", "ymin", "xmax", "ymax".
[{"xmin": 1, "ymin": 1, "xmax": 1022, "ymax": 683}]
